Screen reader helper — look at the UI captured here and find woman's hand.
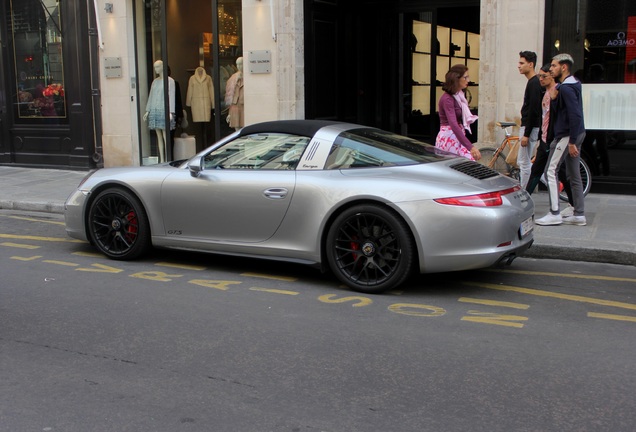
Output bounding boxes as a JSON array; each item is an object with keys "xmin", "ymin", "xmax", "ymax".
[{"xmin": 470, "ymin": 147, "xmax": 481, "ymax": 161}]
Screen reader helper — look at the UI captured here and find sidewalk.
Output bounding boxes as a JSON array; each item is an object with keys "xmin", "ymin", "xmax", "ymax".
[{"xmin": 1, "ymin": 165, "xmax": 635, "ymax": 266}]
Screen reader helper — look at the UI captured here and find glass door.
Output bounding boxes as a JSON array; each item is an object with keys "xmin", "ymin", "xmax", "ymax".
[{"xmin": 8, "ymin": 0, "xmax": 67, "ymax": 123}]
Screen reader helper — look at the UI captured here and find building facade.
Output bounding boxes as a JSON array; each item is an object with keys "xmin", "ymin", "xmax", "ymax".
[{"xmin": 1, "ymin": 0, "xmax": 634, "ymax": 190}]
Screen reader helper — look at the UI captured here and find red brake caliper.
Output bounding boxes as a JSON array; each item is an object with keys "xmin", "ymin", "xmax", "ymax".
[{"xmin": 125, "ymin": 211, "xmax": 138, "ymax": 241}]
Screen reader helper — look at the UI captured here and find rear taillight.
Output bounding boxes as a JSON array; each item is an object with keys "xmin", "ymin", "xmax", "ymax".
[{"xmin": 434, "ymin": 185, "xmax": 521, "ymax": 207}]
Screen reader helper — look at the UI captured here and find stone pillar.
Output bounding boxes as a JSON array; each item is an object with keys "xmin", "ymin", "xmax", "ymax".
[
  {"xmin": 243, "ymin": 0, "xmax": 304, "ymax": 124},
  {"xmin": 478, "ymin": 0, "xmax": 545, "ymax": 146}
]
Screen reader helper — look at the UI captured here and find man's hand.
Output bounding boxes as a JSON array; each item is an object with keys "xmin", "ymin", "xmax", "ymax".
[
  {"xmin": 520, "ymin": 136, "xmax": 529, "ymax": 147},
  {"xmin": 568, "ymin": 143, "xmax": 579, "ymax": 157}
]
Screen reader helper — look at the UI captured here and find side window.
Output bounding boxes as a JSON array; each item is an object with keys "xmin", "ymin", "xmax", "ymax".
[
  {"xmin": 202, "ymin": 134, "xmax": 310, "ymax": 170},
  {"xmin": 325, "ymin": 138, "xmax": 386, "ymax": 169}
]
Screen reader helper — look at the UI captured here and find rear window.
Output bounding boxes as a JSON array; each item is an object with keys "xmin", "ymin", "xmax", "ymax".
[{"xmin": 325, "ymin": 128, "xmax": 456, "ymax": 169}]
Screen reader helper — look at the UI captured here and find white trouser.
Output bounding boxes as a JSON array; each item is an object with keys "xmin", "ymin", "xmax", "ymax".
[
  {"xmin": 517, "ymin": 126, "xmax": 539, "ymax": 190},
  {"xmin": 544, "ymin": 134, "xmax": 586, "ymax": 215}
]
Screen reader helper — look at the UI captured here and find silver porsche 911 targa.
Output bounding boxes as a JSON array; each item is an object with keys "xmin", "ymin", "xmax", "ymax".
[{"xmin": 65, "ymin": 120, "xmax": 534, "ymax": 293}]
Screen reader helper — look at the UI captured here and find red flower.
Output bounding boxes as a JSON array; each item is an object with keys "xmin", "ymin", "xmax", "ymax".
[{"xmin": 42, "ymin": 83, "xmax": 64, "ymax": 98}]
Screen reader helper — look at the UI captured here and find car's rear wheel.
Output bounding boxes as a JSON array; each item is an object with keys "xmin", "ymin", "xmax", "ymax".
[
  {"xmin": 326, "ymin": 204, "xmax": 414, "ymax": 294},
  {"xmin": 87, "ymin": 188, "xmax": 150, "ymax": 260}
]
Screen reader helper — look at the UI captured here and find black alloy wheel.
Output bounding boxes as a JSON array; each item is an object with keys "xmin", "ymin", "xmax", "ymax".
[
  {"xmin": 326, "ymin": 204, "xmax": 415, "ymax": 294},
  {"xmin": 87, "ymin": 188, "xmax": 151, "ymax": 260}
]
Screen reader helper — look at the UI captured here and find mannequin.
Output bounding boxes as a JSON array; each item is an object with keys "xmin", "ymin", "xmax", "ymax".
[
  {"xmin": 225, "ymin": 57, "xmax": 244, "ymax": 130},
  {"xmin": 143, "ymin": 60, "xmax": 175, "ymax": 163},
  {"xmin": 186, "ymin": 67, "xmax": 214, "ymax": 122}
]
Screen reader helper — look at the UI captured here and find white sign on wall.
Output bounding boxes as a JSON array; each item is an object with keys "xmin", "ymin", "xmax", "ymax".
[
  {"xmin": 104, "ymin": 57, "xmax": 122, "ymax": 78},
  {"xmin": 248, "ymin": 51, "xmax": 271, "ymax": 74}
]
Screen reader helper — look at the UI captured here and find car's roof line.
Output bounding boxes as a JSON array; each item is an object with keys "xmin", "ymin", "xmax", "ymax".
[{"xmin": 238, "ymin": 120, "xmax": 360, "ymax": 138}]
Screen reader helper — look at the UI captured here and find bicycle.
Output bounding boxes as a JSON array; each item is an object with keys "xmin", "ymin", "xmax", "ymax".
[{"xmin": 478, "ymin": 121, "xmax": 592, "ymax": 201}]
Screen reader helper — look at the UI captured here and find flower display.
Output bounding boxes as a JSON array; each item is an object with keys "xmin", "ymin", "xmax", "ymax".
[
  {"xmin": 32, "ymin": 97, "xmax": 54, "ymax": 111},
  {"xmin": 42, "ymin": 83, "xmax": 64, "ymax": 98}
]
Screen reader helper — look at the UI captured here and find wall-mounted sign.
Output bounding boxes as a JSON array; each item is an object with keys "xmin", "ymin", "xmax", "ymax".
[
  {"xmin": 248, "ymin": 50, "xmax": 271, "ymax": 74},
  {"xmin": 104, "ymin": 57, "xmax": 122, "ymax": 78}
]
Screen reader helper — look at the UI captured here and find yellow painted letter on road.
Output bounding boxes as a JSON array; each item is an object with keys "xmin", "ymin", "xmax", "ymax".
[
  {"xmin": 76, "ymin": 263, "xmax": 124, "ymax": 273},
  {"xmin": 388, "ymin": 303, "xmax": 446, "ymax": 317},
  {"xmin": 189, "ymin": 280, "xmax": 242, "ymax": 291},
  {"xmin": 318, "ymin": 294, "xmax": 372, "ymax": 307},
  {"xmin": 130, "ymin": 271, "xmax": 183, "ymax": 282}
]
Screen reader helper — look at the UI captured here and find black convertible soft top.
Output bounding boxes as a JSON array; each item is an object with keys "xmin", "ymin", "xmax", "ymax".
[{"xmin": 238, "ymin": 120, "xmax": 356, "ymax": 138}]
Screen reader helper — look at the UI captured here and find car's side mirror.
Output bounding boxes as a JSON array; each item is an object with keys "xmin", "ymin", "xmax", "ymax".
[{"xmin": 188, "ymin": 157, "xmax": 203, "ymax": 177}]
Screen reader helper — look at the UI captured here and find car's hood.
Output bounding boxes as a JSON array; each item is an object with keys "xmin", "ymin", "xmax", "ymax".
[{"xmin": 76, "ymin": 164, "xmax": 181, "ymax": 190}]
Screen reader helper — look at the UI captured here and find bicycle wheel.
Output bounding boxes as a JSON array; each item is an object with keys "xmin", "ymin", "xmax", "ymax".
[
  {"xmin": 478, "ymin": 147, "xmax": 510, "ymax": 176},
  {"xmin": 559, "ymin": 158, "xmax": 592, "ymax": 201}
]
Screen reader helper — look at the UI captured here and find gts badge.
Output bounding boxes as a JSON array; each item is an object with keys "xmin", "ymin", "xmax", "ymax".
[{"xmin": 167, "ymin": 230, "xmax": 183, "ymax": 235}]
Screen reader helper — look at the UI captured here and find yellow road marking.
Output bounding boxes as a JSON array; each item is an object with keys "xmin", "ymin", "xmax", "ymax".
[
  {"xmin": 462, "ymin": 311, "xmax": 528, "ymax": 328},
  {"xmin": 189, "ymin": 280, "xmax": 242, "ymax": 291},
  {"xmin": 3, "ymin": 215, "xmax": 65, "ymax": 225},
  {"xmin": 250, "ymin": 287, "xmax": 299, "ymax": 296},
  {"xmin": 0, "ymin": 233, "xmax": 82, "ymax": 243},
  {"xmin": 156, "ymin": 262, "xmax": 206, "ymax": 271},
  {"xmin": 76, "ymin": 263, "xmax": 124, "ymax": 273},
  {"xmin": 42, "ymin": 260, "xmax": 80, "ymax": 267},
  {"xmin": 588, "ymin": 312, "xmax": 636, "ymax": 323},
  {"xmin": 388, "ymin": 303, "xmax": 445, "ymax": 316},
  {"xmin": 486, "ymin": 268, "xmax": 636, "ymax": 283},
  {"xmin": 458, "ymin": 297, "xmax": 529, "ymax": 310},
  {"xmin": 319, "ymin": 294, "xmax": 373, "ymax": 307},
  {"xmin": 1, "ymin": 242, "xmax": 40, "ymax": 249},
  {"xmin": 72, "ymin": 251, "xmax": 104, "ymax": 258},
  {"xmin": 241, "ymin": 272, "xmax": 297, "ymax": 282},
  {"xmin": 130, "ymin": 271, "xmax": 183, "ymax": 282},
  {"xmin": 11, "ymin": 255, "xmax": 43, "ymax": 261},
  {"xmin": 464, "ymin": 281, "xmax": 636, "ymax": 311}
]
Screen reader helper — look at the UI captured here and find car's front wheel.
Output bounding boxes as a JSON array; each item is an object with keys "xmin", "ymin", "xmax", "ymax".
[
  {"xmin": 87, "ymin": 188, "xmax": 151, "ymax": 260},
  {"xmin": 326, "ymin": 204, "xmax": 415, "ymax": 294}
]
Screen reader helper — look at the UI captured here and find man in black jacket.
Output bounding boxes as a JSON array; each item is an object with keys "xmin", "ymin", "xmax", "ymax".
[{"xmin": 517, "ymin": 51, "xmax": 542, "ymax": 190}]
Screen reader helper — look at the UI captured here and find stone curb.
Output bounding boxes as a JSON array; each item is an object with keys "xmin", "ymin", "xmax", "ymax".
[
  {"xmin": 0, "ymin": 200, "xmax": 65, "ymax": 215},
  {"xmin": 526, "ymin": 244, "xmax": 636, "ymax": 267}
]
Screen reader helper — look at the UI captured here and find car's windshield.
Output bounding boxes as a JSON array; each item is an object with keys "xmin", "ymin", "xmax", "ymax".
[{"xmin": 326, "ymin": 128, "xmax": 457, "ymax": 169}]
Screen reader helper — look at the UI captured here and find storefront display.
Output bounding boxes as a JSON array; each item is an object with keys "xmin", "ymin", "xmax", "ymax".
[
  {"xmin": 10, "ymin": 0, "xmax": 67, "ymax": 120},
  {"xmin": 136, "ymin": 0, "xmax": 242, "ymax": 165}
]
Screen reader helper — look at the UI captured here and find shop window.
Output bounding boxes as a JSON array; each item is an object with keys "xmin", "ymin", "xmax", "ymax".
[
  {"xmin": 136, "ymin": 0, "xmax": 242, "ymax": 165},
  {"xmin": 9, "ymin": 0, "xmax": 67, "ymax": 121}
]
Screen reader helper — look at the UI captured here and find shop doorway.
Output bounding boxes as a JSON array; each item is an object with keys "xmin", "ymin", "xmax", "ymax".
[
  {"xmin": 401, "ymin": 7, "xmax": 480, "ymax": 141},
  {"xmin": 304, "ymin": 1, "xmax": 480, "ymax": 142}
]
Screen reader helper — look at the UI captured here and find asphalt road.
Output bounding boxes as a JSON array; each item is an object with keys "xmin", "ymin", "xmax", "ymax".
[{"xmin": 1, "ymin": 210, "xmax": 636, "ymax": 432}]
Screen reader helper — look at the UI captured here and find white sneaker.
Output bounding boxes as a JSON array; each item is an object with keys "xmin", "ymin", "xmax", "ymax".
[
  {"xmin": 535, "ymin": 213, "xmax": 563, "ymax": 226},
  {"xmin": 560, "ymin": 205, "xmax": 574, "ymax": 217},
  {"xmin": 562, "ymin": 215, "xmax": 587, "ymax": 226},
  {"xmin": 539, "ymin": 174, "xmax": 548, "ymax": 186}
]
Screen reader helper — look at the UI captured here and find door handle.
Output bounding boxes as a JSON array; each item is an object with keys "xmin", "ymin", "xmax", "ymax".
[{"xmin": 263, "ymin": 188, "xmax": 288, "ymax": 199}]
